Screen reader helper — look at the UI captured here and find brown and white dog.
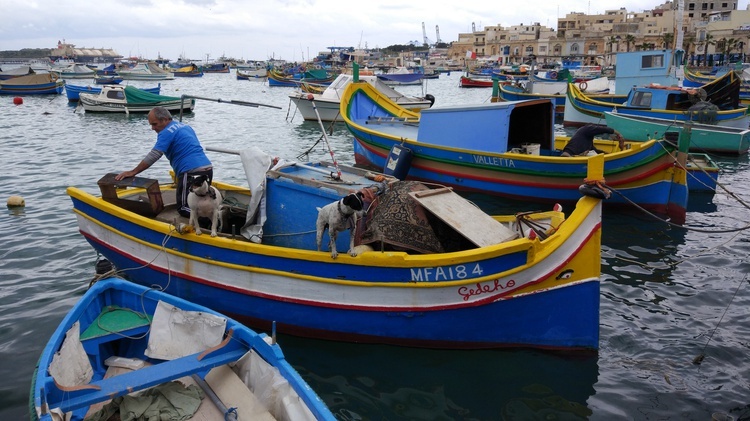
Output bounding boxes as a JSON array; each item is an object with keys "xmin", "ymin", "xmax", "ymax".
[
  {"xmin": 187, "ymin": 175, "xmax": 223, "ymax": 237},
  {"xmin": 315, "ymin": 192, "xmax": 364, "ymax": 259}
]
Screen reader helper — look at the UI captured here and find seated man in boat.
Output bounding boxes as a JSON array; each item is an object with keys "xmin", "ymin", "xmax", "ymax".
[
  {"xmin": 561, "ymin": 124, "xmax": 624, "ymax": 157},
  {"xmin": 114, "ymin": 106, "xmax": 213, "ymax": 217}
]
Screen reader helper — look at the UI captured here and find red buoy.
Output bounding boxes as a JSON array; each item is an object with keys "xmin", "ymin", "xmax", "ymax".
[{"xmin": 13, "ymin": 97, "xmax": 23, "ymax": 105}]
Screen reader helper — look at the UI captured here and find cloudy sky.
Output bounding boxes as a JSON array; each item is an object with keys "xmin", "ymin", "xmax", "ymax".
[{"xmin": 2, "ymin": 0, "xmax": 747, "ymax": 62}]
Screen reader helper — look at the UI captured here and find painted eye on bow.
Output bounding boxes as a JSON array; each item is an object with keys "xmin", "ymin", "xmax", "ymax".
[{"xmin": 556, "ymin": 269, "xmax": 574, "ymax": 280}]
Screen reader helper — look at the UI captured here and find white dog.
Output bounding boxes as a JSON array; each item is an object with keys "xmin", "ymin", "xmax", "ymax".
[
  {"xmin": 187, "ymin": 175, "xmax": 223, "ymax": 237},
  {"xmin": 316, "ymin": 192, "xmax": 364, "ymax": 259}
]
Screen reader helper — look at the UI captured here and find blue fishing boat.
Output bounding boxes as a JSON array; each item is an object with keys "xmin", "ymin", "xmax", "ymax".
[
  {"xmin": 31, "ymin": 277, "xmax": 334, "ymax": 421},
  {"xmin": 65, "ymin": 83, "xmax": 161, "ymax": 102},
  {"xmin": 563, "ymin": 70, "xmax": 749, "ymax": 128},
  {"xmin": 0, "ymin": 73, "xmax": 64, "ymax": 95},
  {"xmin": 67, "ymin": 147, "xmax": 606, "ymax": 350},
  {"xmin": 340, "ymin": 80, "xmax": 690, "ymax": 224}
]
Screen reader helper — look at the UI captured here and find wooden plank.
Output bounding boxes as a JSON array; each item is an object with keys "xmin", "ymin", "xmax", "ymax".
[
  {"xmin": 205, "ymin": 364, "xmax": 275, "ymax": 421},
  {"xmin": 409, "ymin": 188, "xmax": 518, "ymax": 247}
]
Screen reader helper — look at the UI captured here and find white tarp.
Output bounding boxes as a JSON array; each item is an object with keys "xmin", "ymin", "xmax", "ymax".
[
  {"xmin": 48, "ymin": 321, "xmax": 93, "ymax": 387},
  {"xmin": 145, "ymin": 300, "xmax": 226, "ymax": 360}
]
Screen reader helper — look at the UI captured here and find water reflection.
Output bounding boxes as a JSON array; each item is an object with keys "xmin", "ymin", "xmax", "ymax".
[{"xmin": 280, "ymin": 336, "xmax": 599, "ymax": 420}]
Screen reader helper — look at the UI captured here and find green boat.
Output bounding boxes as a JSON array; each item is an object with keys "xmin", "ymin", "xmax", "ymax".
[{"xmin": 604, "ymin": 111, "xmax": 750, "ymax": 155}]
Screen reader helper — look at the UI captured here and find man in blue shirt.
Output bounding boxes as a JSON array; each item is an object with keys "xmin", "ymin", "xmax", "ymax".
[{"xmin": 115, "ymin": 106, "xmax": 213, "ymax": 217}]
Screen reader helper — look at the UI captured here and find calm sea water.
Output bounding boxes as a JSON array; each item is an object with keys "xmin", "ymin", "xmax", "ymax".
[{"xmin": 1, "ymin": 71, "xmax": 749, "ymax": 420}]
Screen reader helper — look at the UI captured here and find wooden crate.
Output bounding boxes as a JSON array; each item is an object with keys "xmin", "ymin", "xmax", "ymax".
[{"xmin": 97, "ymin": 173, "xmax": 164, "ymax": 216}]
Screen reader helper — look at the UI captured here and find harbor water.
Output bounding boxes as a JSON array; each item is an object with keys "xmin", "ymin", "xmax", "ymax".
[{"xmin": 1, "ymin": 71, "xmax": 749, "ymax": 420}]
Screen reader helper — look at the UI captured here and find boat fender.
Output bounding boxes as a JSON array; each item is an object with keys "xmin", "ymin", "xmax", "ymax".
[
  {"xmin": 425, "ymin": 94, "xmax": 435, "ymax": 107},
  {"xmin": 6, "ymin": 195, "xmax": 25, "ymax": 207},
  {"xmin": 578, "ymin": 81, "xmax": 588, "ymax": 91},
  {"xmin": 578, "ymin": 182, "xmax": 610, "ymax": 199}
]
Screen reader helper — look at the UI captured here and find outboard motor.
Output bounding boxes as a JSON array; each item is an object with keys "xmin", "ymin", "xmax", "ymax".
[{"xmin": 425, "ymin": 93, "xmax": 436, "ymax": 108}]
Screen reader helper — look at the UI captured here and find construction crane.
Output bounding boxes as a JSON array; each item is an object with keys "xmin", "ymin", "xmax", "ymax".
[
  {"xmin": 422, "ymin": 22, "xmax": 431, "ymax": 47},
  {"xmin": 435, "ymin": 25, "xmax": 442, "ymax": 44}
]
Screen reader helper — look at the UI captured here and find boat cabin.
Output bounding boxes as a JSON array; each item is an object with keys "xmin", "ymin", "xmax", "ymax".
[{"xmin": 416, "ymin": 98, "xmax": 556, "ymax": 154}]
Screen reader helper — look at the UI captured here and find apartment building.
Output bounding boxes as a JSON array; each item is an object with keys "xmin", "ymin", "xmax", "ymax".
[{"xmin": 448, "ymin": 1, "xmax": 750, "ymax": 67}]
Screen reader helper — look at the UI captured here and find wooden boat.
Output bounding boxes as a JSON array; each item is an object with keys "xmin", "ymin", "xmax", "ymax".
[
  {"xmin": 459, "ymin": 75, "xmax": 493, "ymax": 88},
  {"xmin": 268, "ymin": 69, "xmax": 335, "ymax": 87},
  {"xmin": 53, "ymin": 63, "xmax": 96, "ymax": 79},
  {"xmin": 686, "ymin": 152, "xmax": 719, "ymax": 193},
  {"xmin": 499, "ymin": 77, "xmax": 620, "ymax": 115},
  {"xmin": 603, "ymin": 111, "xmax": 750, "ymax": 155},
  {"xmin": 340, "ymin": 81, "xmax": 690, "ymax": 223},
  {"xmin": 117, "ymin": 62, "xmax": 174, "ymax": 80},
  {"xmin": 67, "ymin": 147, "xmax": 606, "ymax": 350},
  {"xmin": 79, "ymin": 85, "xmax": 194, "ymax": 113},
  {"xmin": 492, "ymin": 68, "xmax": 529, "ymax": 82},
  {"xmin": 66, "ymin": 83, "xmax": 161, "ymax": 102},
  {"xmin": 236, "ymin": 68, "xmax": 267, "ymax": 80},
  {"xmin": 93, "ymin": 75, "xmax": 123, "ymax": 85},
  {"xmin": 172, "ymin": 63, "xmax": 203, "ymax": 77},
  {"xmin": 31, "ymin": 277, "xmax": 334, "ymax": 421},
  {"xmin": 289, "ymin": 73, "xmax": 434, "ymax": 122},
  {"xmin": 376, "ymin": 67, "xmax": 424, "ymax": 86},
  {"xmin": 563, "ymin": 71, "xmax": 749, "ymax": 128},
  {"xmin": 0, "ymin": 65, "xmax": 35, "ymax": 80},
  {"xmin": 202, "ymin": 62, "xmax": 230, "ymax": 73},
  {"xmin": 0, "ymin": 73, "xmax": 64, "ymax": 95}
]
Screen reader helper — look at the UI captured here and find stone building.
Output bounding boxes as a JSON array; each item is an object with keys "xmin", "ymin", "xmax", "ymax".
[{"xmin": 447, "ymin": 1, "xmax": 750, "ymax": 68}]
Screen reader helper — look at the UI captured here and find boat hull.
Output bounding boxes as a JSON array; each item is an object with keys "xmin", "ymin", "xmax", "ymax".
[
  {"xmin": 342, "ymin": 82, "xmax": 689, "ymax": 223},
  {"xmin": 67, "ymin": 161, "xmax": 604, "ymax": 350},
  {"xmin": 604, "ymin": 111, "xmax": 750, "ymax": 155},
  {"xmin": 30, "ymin": 277, "xmax": 334, "ymax": 421}
]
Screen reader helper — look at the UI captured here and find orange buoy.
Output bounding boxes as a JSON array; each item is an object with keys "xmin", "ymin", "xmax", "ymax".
[{"xmin": 13, "ymin": 97, "xmax": 23, "ymax": 105}]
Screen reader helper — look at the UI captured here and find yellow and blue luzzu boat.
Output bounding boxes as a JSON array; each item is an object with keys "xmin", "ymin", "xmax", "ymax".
[{"xmin": 68, "ymin": 150, "xmax": 606, "ymax": 350}]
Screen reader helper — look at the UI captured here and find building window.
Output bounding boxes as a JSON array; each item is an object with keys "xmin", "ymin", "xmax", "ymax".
[{"xmin": 642, "ymin": 54, "xmax": 665, "ymax": 68}]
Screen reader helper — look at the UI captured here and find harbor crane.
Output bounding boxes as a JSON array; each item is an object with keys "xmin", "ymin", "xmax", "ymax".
[
  {"xmin": 436, "ymin": 25, "xmax": 442, "ymax": 44},
  {"xmin": 422, "ymin": 22, "xmax": 431, "ymax": 47}
]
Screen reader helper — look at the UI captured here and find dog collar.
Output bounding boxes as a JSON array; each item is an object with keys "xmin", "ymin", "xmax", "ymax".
[{"xmin": 193, "ymin": 187, "xmax": 217, "ymax": 200}]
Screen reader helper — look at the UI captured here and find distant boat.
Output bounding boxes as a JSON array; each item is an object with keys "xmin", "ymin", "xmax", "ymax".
[
  {"xmin": 93, "ymin": 75, "xmax": 123, "ymax": 85},
  {"xmin": 172, "ymin": 63, "xmax": 203, "ymax": 77},
  {"xmin": 289, "ymin": 73, "xmax": 434, "ymax": 122},
  {"xmin": 0, "ymin": 65, "xmax": 35, "ymax": 80},
  {"xmin": 0, "ymin": 73, "xmax": 64, "ymax": 95},
  {"xmin": 202, "ymin": 62, "xmax": 230, "ymax": 73},
  {"xmin": 65, "ymin": 83, "xmax": 161, "ymax": 102},
  {"xmin": 117, "ymin": 62, "xmax": 174, "ymax": 80},
  {"xmin": 459, "ymin": 75, "xmax": 493, "ymax": 88},
  {"xmin": 236, "ymin": 68, "xmax": 267, "ymax": 80},
  {"xmin": 499, "ymin": 77, "xmax": 620, "ymax": 115},
  {"xmin": 79, "ymin": 85, "xmax": 193, "ymax": 113},
  {"xmin": 30, "ymin": 277, "xmax": 335, "ymax": 421},
  {"xmin": 53, "ymin": 63, "xmax": 96, "ymax": 79},
  {"xmin": 376, "ymin": 67, "xmax": 424, "ymax": 86}
]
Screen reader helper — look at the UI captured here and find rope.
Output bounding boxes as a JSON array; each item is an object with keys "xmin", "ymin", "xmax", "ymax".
[
  {"xmin": 603, "ymin": 183, "xmax": 750, "ymax": 234},
  {"xmin": 692, "ymin": 273, "xmax": 749, "ymax": 365}
]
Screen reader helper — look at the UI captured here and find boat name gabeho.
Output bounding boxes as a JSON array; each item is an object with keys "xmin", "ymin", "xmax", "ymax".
[
  {"xmin": 472, "ymin": 155, "xmax": 516, "ymax": 167},
  {"xmin": 458, "ymin": 279, "xmax": 517, "ymax": 301}
]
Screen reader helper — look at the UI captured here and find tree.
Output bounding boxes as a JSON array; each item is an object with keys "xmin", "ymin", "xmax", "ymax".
[
  {"xmin": 624, "ymin": 34, "xmax": 636, "ymax": 52},
  {"xmin": 661, "ymin": 33, "xmax": 674, "ymax": 49},
  {"xmin": 702, "ymin": 33, "xmax": 715, "ymax": 66},
  {"xmin": 607, "ymin": 36, "xmax": 618, "ymax": 53}
]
